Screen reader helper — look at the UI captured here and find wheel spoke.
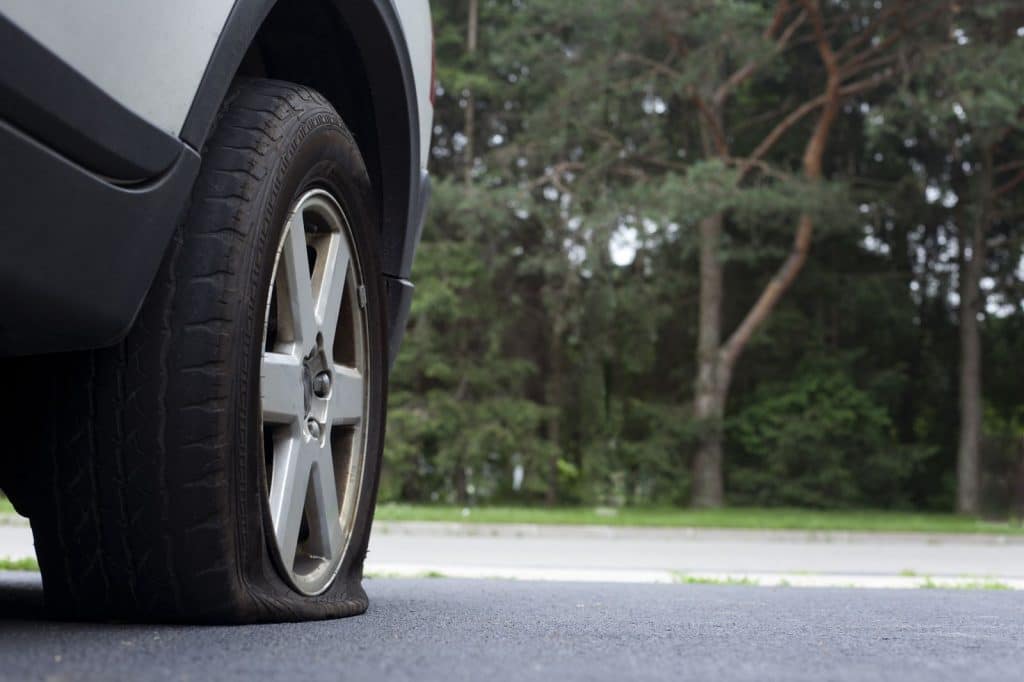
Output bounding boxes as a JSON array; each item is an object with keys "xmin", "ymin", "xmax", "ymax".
[
  {"xmin": 313, "ymin": 233, "xmax": 351, "ymax": 357},
  {"xmin": 276, "ymin": 211, "xmax": 317, "ymax": 350},
  {"xmin": 261, "ymin": 352, "xmax": 304, "ymax": 424},
  {"xmin": 306, "ymin": 444, "xmax": 344, "ymax": 559},
  {"xmin": 329, "ymin": 365, "xmax": 364, "ymax": 426},
  {"xmin": 268, "ymin": 428, "xmax": 312, "ymax": 567}
]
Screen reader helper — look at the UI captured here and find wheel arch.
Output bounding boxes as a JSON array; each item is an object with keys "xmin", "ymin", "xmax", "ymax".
[{"xmin": 180, "ymin": 0, "xmax": 421, "ymax": 280}]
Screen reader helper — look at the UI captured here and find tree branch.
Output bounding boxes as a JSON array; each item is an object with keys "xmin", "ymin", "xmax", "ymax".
[
  {"xmin": 692, "ymin": 91, "xmax": 730, "ymax": 156},
  {"xmin": 720, "ymin": 0, "xmax": 843, "ymax": 371},
  {"xmin": 712, "ymin": 5, "xmax": 807, "ymax": 107},
  {"xmin": 994, "ymin": 168, "xmax": 1024, "ymax": 198},
  {"xmin": 745, "ymin": 67, "xmax": 897, "ymax": 171}
]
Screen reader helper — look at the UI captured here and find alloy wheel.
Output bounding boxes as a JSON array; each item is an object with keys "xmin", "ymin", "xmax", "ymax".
[{"xmin": 260, "ymin": 188, "xmax": 369, "ymax": 596}]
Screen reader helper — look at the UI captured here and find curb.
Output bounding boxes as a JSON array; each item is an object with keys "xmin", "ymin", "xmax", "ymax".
[{"xmin": 364, "ymin": 562, "xmax": 1024, "ymax": 590}]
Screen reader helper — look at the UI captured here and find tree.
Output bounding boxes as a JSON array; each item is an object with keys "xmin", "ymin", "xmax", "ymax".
[
  {"xmin": 611, "ymin": 0, "xmax": 947, "ymax": 506},
  {"xmin": 383, "ymin": 0, "xmax": 1023, "ymax": 515},
  {"xmin": 876, "ymin": 1, "xmax": 1024, "ymax": 512}
]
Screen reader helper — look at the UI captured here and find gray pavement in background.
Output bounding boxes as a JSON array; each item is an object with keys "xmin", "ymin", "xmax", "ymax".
[
  {"xmin": 0, "ymin": 573, "xmax": 1022, "ymax": 681},
  {"xmin": 367, "ymin": 521, "xmax": 1024, "ymax": 580},
  {"xmin": 0, "ymin": 524, "xmax": 34, "ymax": 562},
  {"xmin": 5, "ymin": 518, "xmax": 1024, "ymax": 584}
]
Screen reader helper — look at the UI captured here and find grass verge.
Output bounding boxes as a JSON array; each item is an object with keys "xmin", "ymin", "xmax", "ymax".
[
  {"xmin": 0, "ymin": 557, "xmax": 38, "ymax": 572},
  {"xmin": 673, "ymin": 573, "xmax": 760, "ymax": 587},
  {"xmin": 375, "ymin": 503, "xmax": 1024, "ymax": 535},
  {"xmin": 0, "ymin": 496, "xmax": 15, "ymax": 515},
  {"xmin": 919, "ymin": 577, "xmax": 1012, "ymax": 590},
  {"xmin": 366, "ymin": 570, "xmax": 447, "ymax": 580}
]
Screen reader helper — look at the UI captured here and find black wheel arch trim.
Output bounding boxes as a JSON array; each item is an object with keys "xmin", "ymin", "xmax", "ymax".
[
  {"xmin": 0, "ymin": 117, "xmax": 200, "ymax": 357},
  {"xmin": 181, "ymin": 0, "xmax": 424, "ymax": 281},
  {"xmin": 0, "ymin": 14, "xmax": 182, "ymax": 182}
]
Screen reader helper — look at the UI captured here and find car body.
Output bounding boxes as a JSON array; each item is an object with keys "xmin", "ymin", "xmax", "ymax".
[
  {"xmin": 0, "ymin": 0, "xmax": 434, "ymax": 622},
  {"xmin": 0, "ymin": 0, "xmax": 433, "ymax": 364}
]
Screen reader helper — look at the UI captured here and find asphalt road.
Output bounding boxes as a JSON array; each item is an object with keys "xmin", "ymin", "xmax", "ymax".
[{"xmin": 1, "ymin": 572, "xmax": 1021, "ymax": 681}]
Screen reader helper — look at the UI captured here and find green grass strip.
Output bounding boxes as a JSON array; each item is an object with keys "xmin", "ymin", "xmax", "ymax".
[
  {"xmin": 375, "ymin": 503, "xmax": 1024, "ymax": 535},
  {"xmin": 0, "ymin": 556, "xmax": 38, "ymax": 572}
]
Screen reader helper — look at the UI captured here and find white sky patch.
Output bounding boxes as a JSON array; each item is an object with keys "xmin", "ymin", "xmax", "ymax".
[
  {"xmin": 862, "ymin": 233, "xmax": 891, "ymax": 256},
  {"xmin": 565, "ymin": 239, "xmax": 587, "ymax": 267},
  {"xmin": 610, "ymin": 224, "xmax": 640, "ymax": 267},
  {"xmin": 861, "ymin": 223, "xmax": 890, "ymax": 256},
  {"xmin": 923, "ymin": 186, "xmax": 958, "ymax": 208},
  {"xmin": 642, "ymin": 94, "xmax": 667, "ymax": 115},
  {"xmin": 986, "ymin": 295, "xmax": 1019, "ymax": 319},
  {"xmin": 953, "ymin": 102, "xmax": 967, "ymax": 121}
]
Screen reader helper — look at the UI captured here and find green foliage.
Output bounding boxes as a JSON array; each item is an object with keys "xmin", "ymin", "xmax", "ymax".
[
  {"xmin": 383, "ymin": 0, "xmax": 1024, "ymax": 514},
  {"xmin": 728, "ymin": 368, "xmax": 930, "ymax": 508}
]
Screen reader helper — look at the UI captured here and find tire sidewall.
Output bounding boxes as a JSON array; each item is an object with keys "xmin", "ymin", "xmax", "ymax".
[{"xmin": 233, "ymin": 102, "xmax": 386, "ymax": 616}]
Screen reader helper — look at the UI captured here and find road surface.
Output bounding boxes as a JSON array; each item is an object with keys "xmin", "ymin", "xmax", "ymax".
[
  {"xmin": 5, "ymin": 519, "xmax": 1024, "ymax": 588},
  {"xmin": 0, "ymin": 572, "xmax": 1021, "ymax": 681}
]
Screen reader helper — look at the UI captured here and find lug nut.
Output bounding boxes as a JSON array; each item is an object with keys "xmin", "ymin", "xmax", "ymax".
[
  {"xmin": 313, "ymin": 371, "xmax": 332, "ymax": 397},
  {"xmin": 307, "ymin": 419, "xmax": 322, "ymax": 439}
]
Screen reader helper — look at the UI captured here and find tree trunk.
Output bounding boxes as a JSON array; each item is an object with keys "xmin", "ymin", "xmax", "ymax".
[
  {"xmin": 956, "ymin": 147, "xmax": 993, "ymax": 515},
  {"xmin": 957, "ymin": 258, "xmax": 982, "ymax": 514},
  {"xmin": 463, "ymin": 0, "xmax": 478, "ymax": 187},
  {"xmin": 545, "ymin": 310, "xmax": 565, "ymax": 507},
  {"xmin": 692, "ymin": 383, "xmax": 728, "ymax": 507},
  {"xmin": 1014, "ymin": 435, "xmax": 1024, "ymax": 520},
  {"xmin": 454, "ymin": 462, "xmax": 469, "ymax": 505},
  {"xmin": 453, "ymin": 376, "xmax": 470, "ymax": 504},
  {"xmin": 687, "ymin": 5, "xmax": 844, "ymax": 507},
  {"xmin": 692, "ymin": 212, "xmax": 727, "ymax": 507}
]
